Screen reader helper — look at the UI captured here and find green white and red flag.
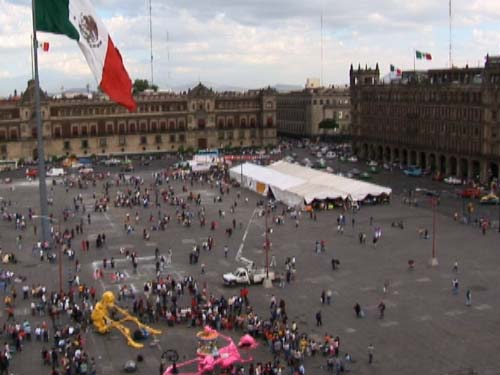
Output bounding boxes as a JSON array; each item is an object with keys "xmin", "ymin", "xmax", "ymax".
[
  {"xmin": 35, "ymin": 0, "xmax": 136, "ymax": 111},
  {"xmin": 416, "ymin": 50, "xmax": 432, "ymax": 60}
]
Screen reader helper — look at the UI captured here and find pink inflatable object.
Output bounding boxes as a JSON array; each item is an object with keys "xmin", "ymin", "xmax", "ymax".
[{"xmin": 163, "ymin": 329, "xmax": 257, "ymax": 375}]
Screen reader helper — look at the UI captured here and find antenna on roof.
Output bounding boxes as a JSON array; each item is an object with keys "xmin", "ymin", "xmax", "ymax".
[
  {"xmin": 148, "ymin": 0, "xmax": 154, "ymax": 85},
  {"xmin": 449, "ymin": 0, "xmax": 452, "ymax": 68},
  {"xmin": 320, "ymin": 12, "xmax": 324, "ymax": 87}
]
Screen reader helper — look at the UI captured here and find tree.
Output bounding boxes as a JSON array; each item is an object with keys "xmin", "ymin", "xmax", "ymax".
[
  {"xmin": 132, "ymin": 79, "xmax": 158, "ymax": 94},
  {"xmin": 318, "ymin": 119, "xmax": 339, "ymax": 130}
]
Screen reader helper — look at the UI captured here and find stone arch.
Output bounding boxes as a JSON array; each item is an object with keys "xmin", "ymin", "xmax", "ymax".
[
  {"xmin": 419, "ymin": 152, "xmax": 427, "ymax": 169},
  {"xmin": 429, "ymin": 154, "xmax": 436, "ymax": 171},
  {"xmin": 459, "ymin": 158, "xmax": 469, "ymax": 180},
  {"xmin": 410, "ymin": 150, "xmax": 417, "ymax": 166},
  {"xmin": 490, "ymin": 162, "xmax": 499, "ymax": 180},
  {"xmin": 369, "ymin": 144, "xmax": 376, "ymax": 160},
  {"xmin": 472, "ymin": 160, "xmax": 480, "ymax": 181},
  {"xmin": 384, "ymin": 147, "xmax": 391, "ymax": 163},
  {"xmin": 402, "ymin": 149, "xmax": 408, "ymax": 166},
  {"xmin": 439, "ymin": 155, "xmax": 447, "ymax": 174},
  {"xmin": 377, "ymin": 145, "xmax": 383, "ymax": 161},
  {"xmin": 393, "ymin": 148, "xmax": 400, "ymax": 164},
  {"xmin": 449, "ymin": 156, "xmax": 458, "ymax": 176},
  {"xmin": 362, "ymin": 143, "xmax": 369, "ymax": 159}
]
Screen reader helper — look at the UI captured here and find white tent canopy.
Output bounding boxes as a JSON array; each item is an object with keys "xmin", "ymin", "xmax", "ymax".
[{"xmin": 229, "ymin": 161, "xmax": 392, "ymax": 206}]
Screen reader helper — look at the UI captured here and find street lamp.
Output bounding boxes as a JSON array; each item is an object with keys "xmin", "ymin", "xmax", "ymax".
[
  {"xmin": 429, "ymin": 198, "xmax": 439, "ymax": 267},
  {"xmin": 33, "ymin": 215, "xmax": 63, "ymax": 292},
  {"xmin": 263, "ymin": 207, "xmax": 272, "ymax": 288},
  {"xmin": 163, "ymin": 349, "xmax": 179, "ymax": 374}
]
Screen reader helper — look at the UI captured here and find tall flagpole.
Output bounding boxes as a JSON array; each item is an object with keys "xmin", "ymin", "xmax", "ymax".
[
  {"xmin": 31, "ymin": 0, "xmax": 51, "ymax": 247},
  {"xmin": 30, "ymin": 35, "xmax": 34, "ymax": 80},
  {"xmin": 149, "ymin": 0, "xmax": 154, "ymax": 85},
  {"xmin": 320, "ymin": 12, "xmax": 324, "ymax": 87},
  {"xmin": 449, "ymin": 0, "xmax": 452, "ymax": 68}
]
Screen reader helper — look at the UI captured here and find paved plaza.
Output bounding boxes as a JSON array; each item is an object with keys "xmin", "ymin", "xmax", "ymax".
[{"xmin": 0, "ymin": 157, "xmax": 499, "ymax": 375}]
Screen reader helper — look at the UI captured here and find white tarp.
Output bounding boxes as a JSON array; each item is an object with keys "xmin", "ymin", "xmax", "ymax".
[
  {"xmin": 230, "ymin": 161, "xmax": 391, "ymax": 206},
  {"xmin": 229, "ymin": 163, "xmax": 304, "ymax": 206},
  {"xmin": 268, "ymin": 161, "xmax": 392, "ymax": 202}
]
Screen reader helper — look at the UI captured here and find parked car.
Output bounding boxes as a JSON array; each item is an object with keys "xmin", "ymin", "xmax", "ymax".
[
  {"xmin": 348, "ymin": 156, "xmax": 358, "ymax": 163},
  {"xmin": 458, "ymin": 188, "xmax": 482, "ymax": 199},
  {"xmin": 432, "ymin": 172, "xmax": 445, "ymax": 182},
  {"xmin": 480, "ymin": 193, "xmax": 499, "ymax": 205},
  {"xmin": 25, "ymin": 168, "xmax": 38, "ymax": 178},
  {"xmin": 404, "ymin": 166, "xmax": 423, "ymax": 177},
  {"xmin": 444, "ymin": 176, "xmax": 462, "ymax": 185},
  {"xmin": 47, "ymin": 168, "xmax": 65, "ymax": 177}
]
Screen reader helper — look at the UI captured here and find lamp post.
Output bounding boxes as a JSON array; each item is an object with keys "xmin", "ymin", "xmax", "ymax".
[
  {"xmin": 263, "ymin": 207, "xmax": 272, "ymax": 288},
  {"xmin": 163, "ymin": 349, "xmax": 179, "ymax": 374},
  {"xmin": 430, "ymin": 198, "xmax": 439, "ymax": 266},
  {"xmin": 33, "ymin": 215, "xmax": 63, "ymax": 291}
]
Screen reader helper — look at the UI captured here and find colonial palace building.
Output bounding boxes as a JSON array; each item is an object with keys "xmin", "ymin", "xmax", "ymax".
[
  {"xmin": 350, "ymin": 56, "xmax": 500, "ymax": 183},
  {"xmin": 0, "ymin": 81, "xmax": 277, "ymax": 161}
]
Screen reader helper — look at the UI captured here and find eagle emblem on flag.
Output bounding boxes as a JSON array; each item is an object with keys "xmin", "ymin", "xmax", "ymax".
[{"xmin": 78, "ymin": 14, "xmax": 102, "ymax": 48}]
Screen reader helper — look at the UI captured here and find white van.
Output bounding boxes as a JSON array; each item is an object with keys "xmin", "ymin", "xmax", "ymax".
[{"xmin": 47, "ymin": 168, "xmax": 65, "ymax": 177}]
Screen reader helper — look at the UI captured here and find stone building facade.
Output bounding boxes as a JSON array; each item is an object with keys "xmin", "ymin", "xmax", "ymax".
[
  {"xmin": 276, "ymin": 85, "xmax": 351, "ymax": 138},
  {"xmin": 350, "ymin": 57, "xmax": 500, "ymax": 183},
  {"xmin": 0, "ymin": 81, "xmax": 277, "ymax": 161}
]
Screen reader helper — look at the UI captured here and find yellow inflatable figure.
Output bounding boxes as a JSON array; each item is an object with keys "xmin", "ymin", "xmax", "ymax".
[{"xmin": 91, "ymin": 291, "xmax": 161, "ymax": 348}]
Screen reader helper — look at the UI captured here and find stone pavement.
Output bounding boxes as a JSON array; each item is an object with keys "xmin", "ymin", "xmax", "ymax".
[{"xmin": 0, "ymin": 162, "xmax": 499, "ymax": 375}]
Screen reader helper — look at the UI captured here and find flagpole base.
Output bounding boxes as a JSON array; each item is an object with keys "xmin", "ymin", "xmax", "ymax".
[{"xmin": 263, "ymin": 278, "xmax": 273, "ymax": 289}]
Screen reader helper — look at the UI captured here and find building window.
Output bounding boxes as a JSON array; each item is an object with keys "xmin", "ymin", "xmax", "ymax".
[
  {"xmin": 198, "ymin": 119, "xmax": 206, "ymax": 130},
  {"xmin": 0, "ymin": 144, "xmax": 6, "ymax": 155},
  {"xmin": 81, "ymin": 126, "xmax": 88, "ymax": 136},
  {"xmin": 227, "ymin": 131, "xmax": 234, "ymax": 140},
  {"xmin": 249, "ymin": 118, "xmax": 256, "ymax": 127},
  {"xmin": 140, "ymin": 122, "xmax": 147, "ymax": 133},
  {"xmin": 160, "ymin": 121, "xmax": 166, "ymax": 131},
  {"xmin": 81, "ymin": 139, "xmax": 88, "ymax": 149},
  {"xmin": 218, "ymin": 119, "xmax": 224, "ymax": 129},
  {"xmin": 179, "ymin": 134, "xmax": 185, "ymax": 143},
  {"xmin": 169, "ymin": 134, "xmax": 176, "ymax": 143},
  {"xmin": 155, "ymin": 135, "xmax": 162, "ymax": 144},
  {"xmin": 31, "ymin": 127, "xmax": 37, "ymax": 138},
  {"xmin": 227, "ymin": 119, "xmax": 233, "ymax": 128},
  {"xmin": 140, "ymin": 136, "xmax": 147, "ymax": 145},
  {"xmin": 179, "ymin": 120, "xmax": 185, "ymax": 130},
  {"xmin": 0, "ymin": 132, "xmax": 5, "ymax": 141},
  {"xmin": 151, "ymin": 122, "xmax": 157, "ymax": 132},
  {"xmin": 64, "ymin": 141, "xmax": 71, "ymax": 150},
  {"xmin": 100, "ymin": 138, "xmax": 107, "ymax": 147},
  {"xmin": 90, "ymin": 125, "xmax": 97, "ymax": 136},
  {"xmin": 119, "ymin": 124, "xmax": 125, "ymax": 135},
  {"xmin": 9, "ymin": 130, "xmax": 18, "ymax": 140},
  {"xmin": 118, "ymin": 136, "xmax": 125, "ymax": 146},
  {"xmin": 267, "ymin": 116, "xmax": 274, "ymax": 127},
  {"xmin": 106, "ymin": 124, "xmax": 114, "ymax": 134},
  {"xmin": 218, "ymin": 131, "xmax": 224, "ymax": 140},
  {"xmin": 238, "ymin": 130, "xmax": 245, "ymax": 139},
  {"xmin": 250, "ymin": 129, "xmax": 256, "ymax": 138},
  {"xmin": 129, "ymin": 123, "xmax": 136, "ymax": 133}
]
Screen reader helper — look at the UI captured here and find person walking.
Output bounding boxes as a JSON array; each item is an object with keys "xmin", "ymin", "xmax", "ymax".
[
  {"xmin": 368, "ymin": 343, "xmax": 374, "ymax": 364},
  {"xmin": 320, "ymin": 290, "xmax": 326, "ymax": 304},
  {"xmin": 465, "ymin": 289, "xmax": 472, "ymax": 306},
  {"xmin": 452, "ymin": 278, "xmax": 459, "ymax": 295},
  {"xmin": 354, "ymin": 303, "xmax": 362, "ymax": 318},
  {"xmin": 452, "ymin": 261, "xmax": 459, "ymax": 273},
  {"xmin": 378, "ymin": 301, "xmax": 386, "ymax": 319},
  {"xmin": 315, "ymin": 311, "xmax": 322, "ymax": 326}
]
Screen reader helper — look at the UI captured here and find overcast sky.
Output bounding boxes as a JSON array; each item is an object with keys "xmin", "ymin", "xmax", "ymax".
[{"xmin": 1, "ymin": 0, "xmax": 500, "ymax": 96}]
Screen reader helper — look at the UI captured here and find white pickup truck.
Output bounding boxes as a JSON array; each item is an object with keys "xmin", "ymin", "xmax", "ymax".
[{"xmin": 223, "ymin": 267, "xmax": 275, "ymax": 286}]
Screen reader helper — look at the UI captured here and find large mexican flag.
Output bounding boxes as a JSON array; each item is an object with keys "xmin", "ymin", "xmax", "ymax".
[{"xmin": 35, "ymin": 0, "xmax": 136, "ymax": 111}]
